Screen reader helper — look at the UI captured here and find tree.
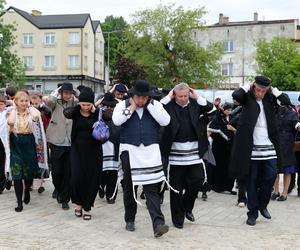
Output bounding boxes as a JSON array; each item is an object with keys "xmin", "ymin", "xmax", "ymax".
[
  {"xmin": 0, "ymin": 0, "xmax": 25, "ymax": 87},
  {"xmin": 114, "ymin": 56, "xmax": 147, "ymax": 87},
  {"xmin": 122, "ymin": 3, "xmax": 223, "ymax": 88},
  {"xmin": 101, "ymin": 16, "xmax": 128, "ymax": 78},
  {"xmin": 256, "ymin": 37, "xmax": 300, "ymax": 91}
]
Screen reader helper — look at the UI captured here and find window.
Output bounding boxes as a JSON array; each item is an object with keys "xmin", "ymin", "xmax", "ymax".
[
  {"xmin": 44, "ymin": 33, "xmax": 55, "ymax": 45},
  {"xmin": 23, "ymin": 56, "xmax": 33, "ymax": 70},
  {"xmin": 95, "ymin": 60, "xmax": 99, "ymax": 74},
  {"xmin": 69, "ymin": 32, "xmax": 80, "ymax": 45},
  {"xmin": 84, "ymin": 56, "xmax": 88, "ymax": 70},
  {"xmin": 84, "ymin": 32, "xmax": 88, "ymax": 47},
  {"xmin": 44, "ymin": 56, "xmax": 55, "ymax": 68},
  {"xmin": 22, "ymin": 33, "xmax": 33, "ymax": 46},
  {"xmin": 221, "ymin": 63, "xmax": 233, "ymax": 76},
  {"xmin": 68, "ymin": 55, "xmax": 80, "ymax": 68},
  {"xmin": 223, "ymin": 40, "xmax": 234, "ymax": 52}
]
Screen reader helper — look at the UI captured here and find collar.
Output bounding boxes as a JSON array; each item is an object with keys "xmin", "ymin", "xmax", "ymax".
[{"xmin": 175, "ymin": 100, "xmax": 190, "ymax": 108}]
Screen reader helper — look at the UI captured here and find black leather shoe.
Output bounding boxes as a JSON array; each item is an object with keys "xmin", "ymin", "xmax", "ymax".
[
  {"xmin": 24, "ymin": 190, "xmax": 30, "ymax": 204},
  {"xmin": 173, "ymin": 223, "xmax": 183, "ymax": 229},
  {"xmin": 52, "ymin": 189, "xmax": 58, "ymax": 199},
  {"xmin": 125, "ymin": 222, "xmax": 135, "ymax": 232},
  {"xmin": 185, "ymin": 212, "xmax": 195, "ymax": 222},
  {"xmin": 56, "ymin": 195, "xmax": 62, "ymax": 204},
  {"xmin": 5, "ymin": 180, "xmax": 12, "ymax": 190},
  {"xmin": 154, "ymin": 224, "xmax": 169, "ymax": 238},
  {"xmin": 62, "ymin": 202, "xmax": 70, "ymax": 210},
  {"xmin": 98, "ymin": 188, "xmax": 105, "ymax": 199},
  {"xmin": 260, "ymin": 208, "xmax": 271, "ymax": 219},
  {"xmin": 38, "ymin": 186, "xmax": 45, "ymax": 194},
  {"xmin": 246, "ymin": 217, "xmax": 256, "ymax": 226}
]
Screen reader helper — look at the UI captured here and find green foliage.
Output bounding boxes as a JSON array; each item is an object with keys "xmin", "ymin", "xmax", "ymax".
[
  {"xmin": 122, "ymin": 3, "xmax": 223, "ymax": 88},
  {"xmin": 101, "ymin": 16, "xmax": 128, "ymax": 78},
  {"xmin": 115, "ymin": 56, "xmax": 147, "ymax": 87},
  {"xmin": 256, "ymin": 37, "xmax": 300, "ymax": 91},
  {"xmin": 0, "ymin": 0, "xmax": 25, "ymax": 87}
]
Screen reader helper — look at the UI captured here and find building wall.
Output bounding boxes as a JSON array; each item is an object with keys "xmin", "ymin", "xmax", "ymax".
[
  {"xmin": 194, "ymin": 20, "xmax": 299, "ymax": 86},
  {"xmin": 1, "ymin": 9, "xmax": 105, "ymax": 93}
]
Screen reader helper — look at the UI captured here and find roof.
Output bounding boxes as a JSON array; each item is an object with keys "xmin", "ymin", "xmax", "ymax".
[
  {"xmin": 207, "ymin": 19, "xmax": 298, "ymax": 28},
  {"xmin": 6, "ymin": 6, "xmax": 93, "ymax": 30},
  {"xmin": 92, "ymin": 20, "xmax": 100, "ymax": 32}
]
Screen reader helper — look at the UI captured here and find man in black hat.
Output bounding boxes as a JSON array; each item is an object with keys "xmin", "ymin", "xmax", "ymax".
[
  {"xmin": 229, "ymin": 76, "xmax": 288, "ymax": 226},
  {"xmin": 45, "ymin": 82, "xmax": 78, "ymax": 210},
  {"xmin": 110, "ymin": 83, "xmax": 128, "ymax": 101},
  {"xmin": 112, "ymin": 79, "xmax": 170, "ymax": 238}
]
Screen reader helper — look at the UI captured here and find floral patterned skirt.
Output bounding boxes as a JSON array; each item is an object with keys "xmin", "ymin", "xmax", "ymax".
[{"xmin": 10, "ymin": 133, "xmax": 41, "ymax": 180}]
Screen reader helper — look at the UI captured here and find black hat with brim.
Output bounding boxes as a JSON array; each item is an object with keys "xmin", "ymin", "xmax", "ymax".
[
  {"xmin": 102, "ymin": 92, "xmax": 118, "ymax": 107},
  {"xmin": 115, "ymin": 83, "xmax": 127, "ymax": 93},
  {"xmin": 128, "ymin": 80, "xmax": 152, "ymax": 96},
  {"xmin": 255, "ymin": 76, "xmax": 271, "ymax": 87},
  {"xmin": 79, "ymin": 87, "xmax": 94, "ymax": 103},
  {"xmin": 60, "ymin": 82, "xmax": 75, "ymax": 93}
]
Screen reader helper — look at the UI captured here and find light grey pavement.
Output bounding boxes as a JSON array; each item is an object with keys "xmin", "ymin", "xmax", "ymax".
[{"xmin": 0, "ymin": 178, "xmax": 300, "ymax": 250}]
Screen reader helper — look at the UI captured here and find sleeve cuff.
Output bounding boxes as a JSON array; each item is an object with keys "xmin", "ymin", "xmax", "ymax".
[
  {"xmin": 295, "ymin": 122, "xmax": 300, "ymax": 130},
  {"xmin": 160, "ymin": 95, "xmax": 171, "ymax": 105},
  {"xmin": 241, "ymin": 84, "xmax": 251, "ymax": 92},
  {"xmin": 272, "ymin": 87, "xmax": 282, "ymax": 98},
  {"xmin": 197, "ymin": 96, "xmax": 207, "ymax": 106}
]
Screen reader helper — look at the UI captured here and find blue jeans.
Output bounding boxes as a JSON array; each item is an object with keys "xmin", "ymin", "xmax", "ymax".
[{"xmin": 246, "ymin": 159, "xmax": 277, "ymax": 219}]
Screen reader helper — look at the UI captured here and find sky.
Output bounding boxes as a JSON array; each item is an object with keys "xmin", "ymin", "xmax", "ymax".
[{"xmin": 5, "ymin": 0, "xmax": 300, "ymax": 25}]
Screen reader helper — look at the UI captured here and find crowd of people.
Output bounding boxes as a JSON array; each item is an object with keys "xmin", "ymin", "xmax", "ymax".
[{"xmin": 0, "ymin": 76, "xmax": 299, "ymax": 237}]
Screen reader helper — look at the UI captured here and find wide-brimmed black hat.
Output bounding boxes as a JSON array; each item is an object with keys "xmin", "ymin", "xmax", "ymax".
[
  {"xmin": 102, "ymin": 92, "xmax": 118, "ymax": 107},
  {"xmin": 79, "ymin": 87, "xmax": 94, "ymax": 103},
  {"xmin": 60, "ymin": 82, "xmax": 74, "ymax": 92},
  {"xmin": 255, "ymin": 76, "xmax": 271, "ymax": 87},
  {"xmin": 128, "ymin": 80, "xmax": 152, "ymax": 96}
]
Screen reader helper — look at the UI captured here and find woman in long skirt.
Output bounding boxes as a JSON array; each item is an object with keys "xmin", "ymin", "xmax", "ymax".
[
  {"xmin": 64, "ymin": 87, "xmax": 102, "ymax": 220},
  {"xmin": 7, "ymin": 91, "xmax": 41, "ymax": 212}
]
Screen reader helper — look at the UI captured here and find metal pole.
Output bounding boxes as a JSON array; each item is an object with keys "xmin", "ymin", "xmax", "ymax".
[{"xmin": 107, "ymin": 32, "xmax": 110, "ymax": 82}]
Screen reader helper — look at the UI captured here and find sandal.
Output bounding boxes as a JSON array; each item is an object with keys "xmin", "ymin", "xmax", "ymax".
[
  {"xmin": 83, "ymin": 213, "xmax": 91, "ymax": 220},
  {"xmin": 75, "ymin": 209, "xmax": 82, "ymax": 217}
]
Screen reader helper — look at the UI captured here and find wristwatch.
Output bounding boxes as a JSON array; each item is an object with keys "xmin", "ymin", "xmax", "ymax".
[{"xmin": 122, "ymin": 108, "xmax": 132, "ymax": 117}]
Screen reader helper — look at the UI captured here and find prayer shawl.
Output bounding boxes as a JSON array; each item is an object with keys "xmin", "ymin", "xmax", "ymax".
[
  {"xmin": 102, "ymin": 140, "xmax": 119, "ymax": 171},
  {"xmin": 0, "ymin": 110, "xmax": 10, "ymax": 176}
]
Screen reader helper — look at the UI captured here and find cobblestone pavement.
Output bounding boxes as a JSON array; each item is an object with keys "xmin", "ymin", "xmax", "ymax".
[{"xmin": 0, "ymin": 179, "xmax": 300, "ymax": 250}]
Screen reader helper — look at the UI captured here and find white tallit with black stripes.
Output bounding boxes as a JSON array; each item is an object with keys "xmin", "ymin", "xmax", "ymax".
[
  {"xmin": 102, "ymin": 141, "xmax": 119, "ymax": 171},
  {"xmin": 251, "ymin": 100, "xmax": 277, "ymax": 160},
  {"xmin": 119, "ymin": 143, "xmax": 165, "ymax": 185}
]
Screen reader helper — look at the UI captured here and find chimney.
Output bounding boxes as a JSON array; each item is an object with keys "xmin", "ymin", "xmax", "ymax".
[
  {"xmin": 223, "ymin": 16, "xmax": 229, "ymax": 24},
  {"xmin": 254, "ymin": 12, "xmax": 258, "ymax": 22},
  {"xmin": 31, "ymin": 10, "xmax": 42, "ymax": 16},
  {"xmin": 219, "ymin": 13, "xmax": 224, "ymax": 24}
]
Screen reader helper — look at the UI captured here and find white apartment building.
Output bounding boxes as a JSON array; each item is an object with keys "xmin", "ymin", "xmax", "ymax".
[
  {"xmin": 194, "ymin": 13, "xmax": 300, "ymax": 88},
  {"xmin": 2, "ymin": 6, "xmax": 106, "ymax": 93}
]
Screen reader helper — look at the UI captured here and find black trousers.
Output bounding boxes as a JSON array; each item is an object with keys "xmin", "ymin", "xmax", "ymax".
[
  {"xmin": 0, "ymin": 140, "xmax": 5, "ymax": 192},
  {"xmin": 50, "ymin": 144, "xmax": 71, "ymax": 203},
  {"xmin": 237, "ymin": 178, "xmax": 247, "ymax": 203},
  {"xmin": 100, "ymin": 170, "xmax": 118, "ymax": 200},
  {"xmin": 121, "ymin": 151, "xmax": 165, "ymax": 231},
  {"xmin": 169, "ymin": 164, "xmax": 204, "ymax": 226}
]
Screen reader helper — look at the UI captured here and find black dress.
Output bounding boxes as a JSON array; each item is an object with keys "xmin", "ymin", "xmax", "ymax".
[
  {"xmin": 209, "ymin": 111, "xmax": 235, "ymax": 192},
  {"xmin": 64, "ymin": 106, "xmax": 102, "ymax": 211}
]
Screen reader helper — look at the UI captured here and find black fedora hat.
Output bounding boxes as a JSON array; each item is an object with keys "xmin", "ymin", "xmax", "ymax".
[
  {"xmin": 128, "ymin": 80, "xmax": 152, "ymax": 96},
  {"xmin": 102, "ymin": 92, "xmax": 118, "ymax": 107},
  {"xmin": 254, "ymin": 76, "xmax": 271, "ymax": 87},
  {"xmin": 60, "ymin": 82, "xmax": 75, "ymax": 92}
]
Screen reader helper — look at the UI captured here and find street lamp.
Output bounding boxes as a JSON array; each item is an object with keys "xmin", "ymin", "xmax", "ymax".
[{"xmin": 102, "ymin": 30, "xmax": 123, "ymax": 85}]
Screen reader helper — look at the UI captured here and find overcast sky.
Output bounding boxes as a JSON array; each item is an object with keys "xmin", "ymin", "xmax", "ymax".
[{"xmin": 5, "ymin": 0, "xmax": 300, "ymax": 25}]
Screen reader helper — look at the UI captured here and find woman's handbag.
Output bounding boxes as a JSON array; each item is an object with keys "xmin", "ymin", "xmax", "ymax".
[
  {"xmin": 293, "ymin": 131, "xmax": 300, "ymax": 152},
  {"xmin": 92, "ymin": 108, "xmax": 110, "ymax": 142}
]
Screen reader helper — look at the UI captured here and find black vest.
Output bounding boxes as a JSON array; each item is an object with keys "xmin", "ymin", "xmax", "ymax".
[{"xmin": 120, "ymin": 100, "xmax": 160, "ymax": 146}]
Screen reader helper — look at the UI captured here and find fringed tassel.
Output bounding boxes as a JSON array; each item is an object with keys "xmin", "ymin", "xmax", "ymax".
[
  {"xmin": 200, "ymin": 159, "xmax": 208, "ymax": 185},
  {"xmin": 132, "ymin": 184, "xmax": 144, "ymax": 206}
]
